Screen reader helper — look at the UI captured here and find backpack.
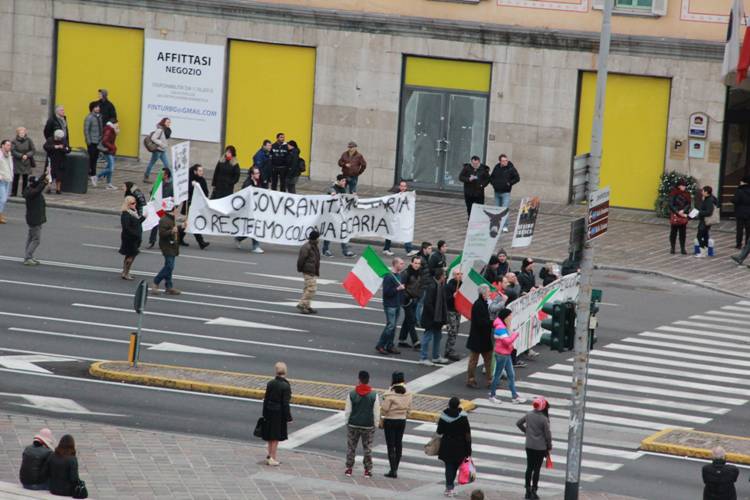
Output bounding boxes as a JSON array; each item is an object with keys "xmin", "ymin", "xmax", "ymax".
[
  {"xmin": 298, "ymin": 157, "xmax": 306, "ymax": 175},
  {"xmin": 143, "ymin": 131, "xmax": 159, "ymax": 153}
]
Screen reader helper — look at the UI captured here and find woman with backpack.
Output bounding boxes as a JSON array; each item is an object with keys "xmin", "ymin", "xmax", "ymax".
[
  {"xmin": 143, "ymin": 117, "xmax": 171, "ymax": 184},
  {"xmin": 285, "ymin": 140, "xmax": 304, "ymax": 194},
  {"xmin": 437, "ymin": 397, "xmax": 472, "ymax": 497},
  {"xmin": 696, "ymin": 185, "xmax": 719, "ymax": 258},
  {"xmin": 517, "ymin": 397, "xmax": 552, "ymax": 499}
]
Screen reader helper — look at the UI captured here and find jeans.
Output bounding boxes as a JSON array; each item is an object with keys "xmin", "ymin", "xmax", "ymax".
[
  {"xmin": 98, "ymin": 153, "xmax": 115, "ymax": 183},
  {"xmin": 415, "ymin": 290, "xmax": 426, "ymax": 327},
  {"xmin": 87, "ymin": 143, "xmax": 100, "ymax": 176},
  {"xmin": 697, "ymin": 225, "xmax": 710, "ymax": 249},
  {"xmin": 346, "ymin": 176, "xmax": 358, "ymax": 193},
  {"xmin": 145, "ymin": 150, "xmax": 170, "ymax": 178},
  {"xmin": 322, "ymin": 240, "xmax": 351, "ymax": 255},
  {"xmin": 376, "ymin": 306, "xmax": 400, "ymax": 350},
  {"xmin": 490, "ymin": 353, "xmax": 518, "ymax": 398},
  {"xmin": 420, "ymin": 328, "xmax": 443, "ymax": 361},
  {"xmin": 525, "ymin": 448, "xmax": 546, "ymax": 490},
  {"xmin": 286, "ymin": 176, "xmax": 298, "ymax": 194},
  {"xmin": 0, "ymin": 180, "xmax": 9, "ymax": 212},
  {"xmin": 399, "ymin": 302, "xmax": 418, "ymax": 344},
  {"xmin": 383, "ymin": 239, "xmax": 414, "ymax": 253},
  {"xmin": 12, "ymin": 173, "xmax": 29, "ymax": 197},
  {"xmin": 154, "ymin": 255, "xmax": 176, "ymax": 289},
  {"xmin": 444, "ymin": 459, "xmax": 461, "ymax": 489},
  {"xmin": 383, "ymin": 419, "xmax": 406, "ymax": 473},
  {"xmin": 25, "ymin": 225, "xmax": 42, "ymax": 259},
  {"xmin": 494, "ymin": 191, "xmax": 511, "ymax": 230}
]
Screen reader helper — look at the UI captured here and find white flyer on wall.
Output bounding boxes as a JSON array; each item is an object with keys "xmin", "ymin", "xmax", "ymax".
[{"xmin": 140, "ymin": 39, "xmax": 225, "ymax": 142}]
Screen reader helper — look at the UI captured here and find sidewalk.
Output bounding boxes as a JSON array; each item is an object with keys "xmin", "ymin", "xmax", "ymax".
[
  {"xmin": 90, "ymin": 361, "xmax": 475, "ymax": 422},
  {"xmin": 9, "ymin": 158, "xmax": 749, "ymax": 297},
  {"xmin": 0, "ymin": 411, "xmax": 645, "ymax": 500}
]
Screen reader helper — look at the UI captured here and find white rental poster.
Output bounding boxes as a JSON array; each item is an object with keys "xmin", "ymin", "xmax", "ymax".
[
  {"xmin": 140, "ymin": 39, "xmax": 225, "ymax": 142},
  {"xmin": 171, "ymin": 141, "xmax": 190, "ymax": 204}
]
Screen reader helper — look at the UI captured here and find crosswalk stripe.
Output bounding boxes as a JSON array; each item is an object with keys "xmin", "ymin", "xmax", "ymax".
[
  {"xmin": 529, "ymin": 371, "xmax": 746, "ymax": 405},
  {"xmin": 638, "ymin": 331, "xmax": 750, "ymax": 352},
  {"xmin": 689, "ymin": 314, "xmax": 750, "ymax": 328},
  {"xmin": 587, "ymin": 357, "xmax": 750, "ymax": 388},
  {"xmin": 622, "ymin": 337, "xmax": 750, "ymax": 360},
  {"xmin": 604, "ymin": 343, "xmax": 750, "ymax": 369},
  {"xmin": 655, "ymin": 326, "xmax": 750, "ymax": 343},
  {"xmin": 722, "ymin": 305, "xmax": 750, "ymax": 314},
  {"xmin": 675, "ymin": 320, "xmax": 750, "ymax": 334},
  {"xmin": 590, "ymin": 349, "xmax": 750, "ymax": 379},
  {"xmin": 709, "ymin": 309, "xmax": 750, "ymax": 319}
]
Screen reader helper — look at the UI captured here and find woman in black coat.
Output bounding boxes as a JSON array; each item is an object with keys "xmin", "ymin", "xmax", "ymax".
[
  {"xmin": 668, "ymin": 180, "xmax": 691, "ymax": 254},
  {"xmin": 211, "ymin": 145, "xmax": 240, "ymax": 199},
  {"xmin": 43, "ymin": 130, "xmax": 70, "ymax": 194},
  {"xmin": 262, "ymin": 362, "xmax": 292, "ymax": 466},
  {"xmin": 179, "ymin": 164, "xmax": 209, "ymax": 249},
  {"xmin": 119, "ymin": 195, "xmax": 143, "ymax": 280},
  {"xmin": 696, "ymin": 185, "xmax": 719, "ymax": 258},
  {"xmin": 466, "ymin": 285, "xmax": 493, "ymax": 388},
  {"xmin": 437, "ymin": 397, "xmax": 472, "ymax": 496},
  {"xmin": 44, "ymin": 434, "xmax": 82, "ymax": 497},
  {"xmin": 285, "ymin": 140, "xmax": 302, "ymax": 194}
]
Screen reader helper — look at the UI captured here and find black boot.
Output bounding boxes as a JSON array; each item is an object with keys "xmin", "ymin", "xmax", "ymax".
[
  {"xmin": 670, "ymin": 246, "xmax": 675, "ymax": 254},
  {"xmin": 525, "ymin": 487, "xmax": 533, "ymax": 499},
  {"xmin": 531, "ymin": 486, "xmax": 540, "ymax": 499}
]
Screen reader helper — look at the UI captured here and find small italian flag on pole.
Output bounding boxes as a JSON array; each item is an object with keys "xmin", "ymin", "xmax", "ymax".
[
  {"xmin": 454, "ymin": 268, "xmax": 496, "ymax": 320},
  {"xmin": 342, "ymin": 246, "xmax": 391, "ymax": 307}
]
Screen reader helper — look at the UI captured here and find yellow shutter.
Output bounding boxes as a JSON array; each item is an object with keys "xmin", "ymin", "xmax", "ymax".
[{"xmin": 404, "ymin": 56, "xmax": 491, "ymax": 93}]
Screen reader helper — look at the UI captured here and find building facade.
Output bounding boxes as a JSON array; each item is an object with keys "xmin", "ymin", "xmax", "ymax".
[{"xmin": 0, "ymin": 0, "xmax": 744, "ymax": 212}]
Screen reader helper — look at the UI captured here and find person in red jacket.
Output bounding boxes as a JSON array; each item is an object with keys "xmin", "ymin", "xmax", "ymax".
[
  {"xmin": 488, "ymin": 308, "xmax": 526, "ymax": 405},
  {"xmin": 96, "ymin": 119, "xmax": 119, "ymax": 190}
]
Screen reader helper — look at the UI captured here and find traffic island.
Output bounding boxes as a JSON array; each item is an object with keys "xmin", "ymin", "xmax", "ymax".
[
  {"xmin": 640, "ymin": 428, "xmax": 750, "ymax": 464},
  {"xmin": 90, "ymin": 361, "xmax": 475, "ymax": 422}
]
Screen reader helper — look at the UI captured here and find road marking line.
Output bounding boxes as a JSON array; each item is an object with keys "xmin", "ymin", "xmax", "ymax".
[
  {"xmin": 710, "ymin": 309, "xmax": 750, "ymax": 319},
  {"xmin": 622, "ymin": 337, "xmax": 750, "ymax": 360},
  {"xmin": 675, "ymin": 320, "xmax": 750, "ymax": 334},
  {"xmin": 604, "ymin": 343, "xmax": 750, "ymax": 368},
  {"xmin": 0, "ymin": 348, "xmax": 98, "ymax": 362},
  {"xmin": 656, "ymin": 326, "xmax": 750, "ymax": 343},
  {"xmin": 590, "ymin": 349, "xmax": 750, "ymax": 379},
  {"xmin": 689, "ymin": 314, "xmax": 750, "ymax": 328},
  {"xmin": 587, "ymin": 357, "xmax": 750, "ymax": 387},
  {"xmin": 244, "ymin": 272, "xmax": 338, "ymax": 286},
  {"xmin": 639, "ymin": 331, "xmax": 750, "ymax": 352},
  {"xmin": 279, "ymin": 413, "xmax": 346, "ymax": 450},
  {"xmin": 82, "ymin": 243, "xmax": 258, "ymax": 265},
  {"xmin": 641, "ymin": 451, "xmax": 750, "ymax": 469}
]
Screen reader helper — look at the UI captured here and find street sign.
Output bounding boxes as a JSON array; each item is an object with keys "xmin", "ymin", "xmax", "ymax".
[
  {"xmin": 570, "ymin": 153, "xmax": 591, "ymax": 203},
  {"xmin": 134, "ymin": 280, "xmax": 148, "ymax": 314},
  {"xmin": 587, "ymin": 186, "xmax": 610, "ymax": 241}
]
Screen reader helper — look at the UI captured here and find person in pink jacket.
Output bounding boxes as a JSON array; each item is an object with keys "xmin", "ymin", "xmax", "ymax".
[{"xmin": 489, "ymin": 308, "xmax": 526, "ymax": 404}]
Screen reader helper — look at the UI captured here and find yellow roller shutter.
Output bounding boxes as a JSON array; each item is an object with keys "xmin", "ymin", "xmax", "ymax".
[
  {"xmin": 404, "ymin": 56, "xmax": 491, "ymax": 93},
  {"xmin": 55, "ymin": 21, "xmax": 144, "ymax": 157},
  {"xmin": 225, "ymin": 41, "xmax": 316, "ymax": 175},
  {"xmin": 576, "ymin": 73, "xmax": 670, "ymax": 210}
]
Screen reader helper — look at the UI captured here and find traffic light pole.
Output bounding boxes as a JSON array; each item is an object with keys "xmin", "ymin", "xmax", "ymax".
[{"xmin": 564, "ymin": 1, "xmax": 612, "ymax": 499}]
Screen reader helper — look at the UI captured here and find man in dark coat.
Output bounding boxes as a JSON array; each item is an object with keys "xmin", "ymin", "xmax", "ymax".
[
  {"xmin": 437, "ymin": 397, "xmax": 472, "ymax": 496},
  {"xmin": 297, "ymin": 230, "xmax": 321, "ymax": 314},
  {"xmin": 489, "ymin": 154, "xmax": 520, "ymax": 233},
  {"xmin": 428, "ymin": 240, "xmax": 447, "ymax": 277},
  {"xmin": 420, "ymin": 268, "xmax": 449, "ymax": 365},
  {"xmin": 151, "ymin": 204, "xmax": 181, "ymax": 295},
  {"xmin": 459, "ymin": 156, "xmax": 490, "ymax": 217},
  {"xmin": 732, "ymin": 175, "xmax": 750, "ymax": 250},
  {"xmin": 702, "ymin": 446, "xmax": 738, "ymax": 500},
  {"xmin": 270, "ymin": 132, "xmax": 289, "ymax": 191},
  {"xmin": 43, "ymin": 105, "xmax": 69, "ymax": 145},
  {"xmin": 23, "ymin": 175, "xmax": 48, "ymax": 266},
  {"xmin": 466, "ymin": 284, "xmax": 493, "ymax": 388},
  {"xmin": 97, "ymin": 89, "xmax": 117, "ymax": 125}
]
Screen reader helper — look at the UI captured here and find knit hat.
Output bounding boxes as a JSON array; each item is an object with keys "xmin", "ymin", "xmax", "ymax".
[
  {"xmin": 348, "ymin": 141, "xmax": 357, "ymax": 148},
  {"xmin": 532, "ymin": 397, "xmax": 548, "ymax": 411},
  {"xmin": 33, "ymin": 428, "xmax": 55, "ymax": 449},
  {"xmin": 497, "ymin": 248, "xmax": 507, "ymax": 257},
  {"xmin": 391, "ymin": 371, "xmax": 405, "ymax": 385}
]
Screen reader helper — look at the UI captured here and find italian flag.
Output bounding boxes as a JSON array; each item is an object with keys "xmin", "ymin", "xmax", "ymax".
[
  {"xmin": 142, "ymin": 170, "xmax": 170, "ymax": 231},
  {"xmin": 447, "ymin": 253, "xmax": 462, "ymax": 277},
  {"xmin": 342, "ymin": 246, "xmax": 391, "ymax": 307},
  {"xmin": 454, "ymin": 268, "xmax": 496, "ymax": 320}
]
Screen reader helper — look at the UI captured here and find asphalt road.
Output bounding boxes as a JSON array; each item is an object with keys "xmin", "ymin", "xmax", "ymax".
[{"xmin": 1, "ymin": 204, "xmax": 749, "ymax": 499}]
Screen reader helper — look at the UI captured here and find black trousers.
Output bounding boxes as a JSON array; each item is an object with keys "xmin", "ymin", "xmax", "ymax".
[
  {"xmin": 87, "ymin": 143, "xmax": 100, "ymax": 176},
  {"xmin": 271, "ymin": 167, "xmax": 288, "ymax": 192},
  {"xmin": 383, "ymin": 419, "xmax": 406, "ymax": 473},
  {"xmin": 464, "ymin": 193, "xmax": 484, "ymax": 217},
  {"xmin": 11, "ymin": 173, "xmax": 28, "ymax": 197},
  {"xmin": 525, "ymin": 448, "xmax": 546, "ymax": 490},
  {"xmin": 669, "ymin": 224, "xmax": 687, "ymax": 251},
  {"xmin": 178, "ymin": 226, "xmax": 205, "ymax": 246},
  {"xmin": 697, "ymin": 225, "xmax": 710, "ymax": 249},
  {"xmin": 737, "ymin": 217, "xmax": 750, "ymax": 248},
  {"xmin": 149, "ymin": 226, "xmax": 158, "ymax": 245}
]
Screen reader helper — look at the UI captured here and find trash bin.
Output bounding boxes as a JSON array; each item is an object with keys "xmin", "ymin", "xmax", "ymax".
[{"xmin": 62, "ymin": 151, "xmax": 88, "ymax": 194}]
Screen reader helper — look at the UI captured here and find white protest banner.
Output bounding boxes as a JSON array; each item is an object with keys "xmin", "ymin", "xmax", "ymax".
[
  {"xmin": 171, "ymin": 141, "xmax": 190, "ymax": 204},
  {"xmin": 511, "ymin": 197, "xmax": 541, "ymax": 248},
  {"xmin": 187, "ymin": 188, "xmax": 416, "ymax": 246},
  {"xmin": 508, "ymin": 273, "xmax": 580, "ymax": 354},
  {"xmin": 140, "ymin": 39, "xmax": 225, "ymax": 142},
  {"xmin": 460, "ymin": 204, "xmax": 508, "ymax": 276}
]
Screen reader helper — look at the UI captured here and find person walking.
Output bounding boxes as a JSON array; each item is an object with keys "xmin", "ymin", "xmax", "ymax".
[
  {"xmin": 383, "ymin": 180, "xmax": 417, "ymax": 256},
  {"xmin": 286, "ymin": 140, "xmax": 303, "ymax": 193},
  {"xmin": 296, "ymin": 230, "xmax": 320, "ymax": 314},
  {"xmin": 702, "ymin": 446, "xmax": 739, "ymax": 500},
  {"xmin": 19, "ymin": 428, "xmax": 55, "ymax": 491},
  {"xmin": 22, "ymin": 175, "xmax": 48, "ymax": 266},
  {"xmin": 211, "ymin": 145, "xmax": 240, "ymax": 199},
  {"xmin": 119, "ymin": 195, "xmax": 143, "ymax": 280},
  {"xmin": 83, "ymin": 101, "xmax": 103, "ymax": 187},
  {"xmin": 11, "ymin": 127, "xmax": 36, "ymax": 197},
  {"xmin": 466, "ymin": 284, "xmax": 493, "ymax": 389},
  {"xmin": 43, "ymin": 130, "xmax": 70, "ymax": 195},
  {"xmin": 338, "ymin": 141, "xmax": 367, "ymax": 194},
  {"xmin": 261, "ymin": 361, "xmax": 292, "ymax": 466},
  {"xmin": 45, "ymin": 434, "xmax": 83, "ymax": 497},
  {"xmin": 437, "ymin": 397, "xmax": 472, "ymax": 497},
  {"xmin": 517, "ymin": 397, "xmax": 552, "ymax": 499},
  {"xmin": 732, "ymin": 175, "xmax": 750, "ymax": 250},
  {"xmin": 322, "ymin": 175, "xmax": 355, "ymax": 257},
  {"xmin": 420, "ymin": 267, "xmax": 449, "ymax": 365},
  {"xmin": 443, "ymin": 267, "xmax": 463, "ymax": 362},
  {"xmin": 235, "ymin": 167, "xmax": 265, "ymax": 253},
  {"xmin": 489, "ymin": 154, "xmax": 520, "ymax": 232},
  {"xmin": 380, "ymin": 371, "xmax": 412, "ymax": 479},
  {"xmin": 397, "ymin": 256, "xmax": 422, "ymax": 348},
  {"xmin": 151, "ymin": 203, "xmax": 182, "ymax": 295},
  {"xmin": 0, "ymin": 139, "xmax": 13, "ymax": 224},
  {"xmin": 459, "ymin": 155, "xmax": 490, "ymax": 217},
  {"xmin": 668, "ymin": 179, "xmax": 691, "ymax": 255},
  {"xmin": 375, "ymin": 257, "xmax": 406, "ymax": 355},
  {"xmin": 96, "ymin": 119, "xmax": 119, "ymax": 190},
  {"xmin": 696, "ymin": 186, "xmax": 719, "ymax": 258},
  {"xmin": 178, "ymin": 164, "xmax": 209, "ymax": 249},
  {"xmin": 344, "ymin": 370, "xmax": 380, "ymax": 478},
  {"xmin": 489, "ymin": 309, "xmax": 526, "ymax": 404},
  {"xmin": 97, "ymin": 89, "xmax": 117, "ymax": 124},
  {"xmin": 143, "ymin": 118, "xmax": 171, "ymax": 183},
  {"xmin": 270, "ymin": 133, "xmax": 290, "ymax": 191}
]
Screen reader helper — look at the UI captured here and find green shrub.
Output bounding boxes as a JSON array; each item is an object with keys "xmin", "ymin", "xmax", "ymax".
[{"xmin": 655, "ymin": 171, "xmax": 699, "ymax": 218}]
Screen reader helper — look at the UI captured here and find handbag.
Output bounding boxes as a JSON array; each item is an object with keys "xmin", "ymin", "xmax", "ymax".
[
  {"xmin": 72, "ymin": 479, "xmax": 88, "ymax": 499},
  {"xmin": 253, "ymin": 416, "xmax": 266, "ymax": 438},
  {"xmin": 704, "ymin": 206, "xmax": 720, "ymax": 227},
  {"xmin": 545, "ymin": 452, "xmax": 554, "ymax": 469},
  {"xmin": 669, "ymin": 212, "xmax": 688, "ymax": 226},
  {"xmin": 143, "ymin": 133, "xmax": 159, "ymax": 153},
  {"xmin": 423, "ymin": 433, "xmax": 442, "ymax": 456},
  {"xmin": 457, "ymin": 457, "xmax": 476, "ymax": 485}
]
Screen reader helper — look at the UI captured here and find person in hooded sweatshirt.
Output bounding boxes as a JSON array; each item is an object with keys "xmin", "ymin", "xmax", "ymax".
[
  {"xmin": 19, "ymin": 428, "xmax": 55, "ymax": 490},
  {"xmin": 344, "ymin": 370, "xmax": 380, "ymax": 478},
  {"xmin": 437, "ymin": 397, "xmax": 472, "ymax": 497},
  {"xmin": 517, "ymin": 397, "xmax": 552, "ymax": 499},
  {"xmin": 702, "ymin": 446, "xmax": 738, "ymax": 500},
  {"xmin": 488, "ymin": 309, "xmax": 526, "ymax": 405},
  {"xmin": 379, "ymin": 371, "xmax": 413, "ymax": 479}
]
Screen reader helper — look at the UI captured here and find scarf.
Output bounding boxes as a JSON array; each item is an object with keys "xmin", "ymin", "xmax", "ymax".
[
  {"xmin": 355, "ymin": 384, "xmax": 372, "ymax": 396},
  {"xmin": 56, "ymin": 114, "xmax": 67, "ymax": 130},
  {"xmin": 125, "ymin": 208, "xmax": 139, "ymax": 218}
]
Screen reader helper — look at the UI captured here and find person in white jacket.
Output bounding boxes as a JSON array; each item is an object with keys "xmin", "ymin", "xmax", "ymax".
[{"xmin": 344, "ymin": 370, "xmax": 380, "ymax": 478}]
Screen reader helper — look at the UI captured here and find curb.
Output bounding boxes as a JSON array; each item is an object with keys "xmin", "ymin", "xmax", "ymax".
[
  {"xmin": 89, "ymin": 361, "xmax": 475, "ymax": 422},
  {"xmin": 640, "ymin": 428, "xmax": 750, "ymax": 465}
]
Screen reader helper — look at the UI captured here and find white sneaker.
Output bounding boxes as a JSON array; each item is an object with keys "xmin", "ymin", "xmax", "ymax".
[
  {"xmin": 251, "ymin": 247, "xmax": 264, "ymax": 254},
  {"xmin": 432, "ymin": 357, "xmax": 449, "ymax": 365},
  {"xmin": 512, "ymin": 396, "xmax": 527, "ymax": 404},
  {"xmin": 502, "ymin": 227, "xmax": 509, "ymax": 233},
  {"xmin": 106, "ymin": 183, "xmax": 117, "ymax": 190},
  {"xmin": 265, "ymin": 457, "xmax": 280, "ymax": 466},
  {"xmin": 527, "ymin": 349, "xmax": 540, "ymax": 359},
  {"xmin": 235, "ymin": 240, "xmax": 242, "ymax": 249},
  {"xmin": 90, "ymin": 176, "xmax": 98, "ymax": 187},
  {"xmin": 383, "ymin": 249, "xmax": 394, "ymax": 256},
  {"xmin": 407, "ymin": 250, "xmax": 419, "ymax": 257},
  {"xmin": 488, "ymin": 396, "xmax": 502, "ymax": 405},
  {"xmin": 418, "ymin": 359, "xmax": 434, "ymax": 366}
]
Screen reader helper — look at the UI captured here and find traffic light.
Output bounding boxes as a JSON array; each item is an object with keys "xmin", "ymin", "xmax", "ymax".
[
  {"xmin": 562, "ymin": 301, "xmax": 577, "ymax": 350},
  {"xmin": 540, "ymin": 301, "xmax": 566, "ymax": 352}
]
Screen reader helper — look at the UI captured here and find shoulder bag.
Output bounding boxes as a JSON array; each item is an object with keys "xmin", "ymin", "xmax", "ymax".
[
  {"xmin": 72, "ymin": 479, "xmax": 88, "ymax": 499},
  {"xmin": 423, "ymin": 433, "xmax": 442, "ymax": 456},
  {"xmin": 143, "ymin": 131, "xmax": 159, "ymax": 153},
  {"xmin": 704, "ymin": 205, "xmax": 721, "ymax": 227},
  {"xmin": 253, "ymin": 416, "xmax": 266, "ymax": 438}
]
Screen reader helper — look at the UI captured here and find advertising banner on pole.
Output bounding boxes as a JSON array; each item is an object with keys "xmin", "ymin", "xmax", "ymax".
[
  {"xmin": 140, "ymin": 39, "xmax": 225, "ymax": 142},
  {"xmin": 187, "ymin": 188, "xmax": 416, "ymax": 246},
  {"xmin": 511, "ymin": 197, "xmax": 541, "ymax": 248},
  {"xmin": 460, "ymin": 204, "xmax": 508, "ymax": 276},
  {"xmin": 171, "ymin": 141, "xmax": 190, "ymax": 205}
]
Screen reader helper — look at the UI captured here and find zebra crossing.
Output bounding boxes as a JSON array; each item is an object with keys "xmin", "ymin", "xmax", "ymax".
[{"xmin": 375, "ymin": 299, "xmax": 750, "ymax": 492}]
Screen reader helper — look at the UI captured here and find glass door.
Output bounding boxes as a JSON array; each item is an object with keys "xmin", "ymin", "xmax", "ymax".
[{"xmin": 444, "ymin": 94, "xmax": 488, "ymax": 187}]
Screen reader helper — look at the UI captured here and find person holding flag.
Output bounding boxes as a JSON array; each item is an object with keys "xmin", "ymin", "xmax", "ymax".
[
  {"xmin": 146, "ymin": 168, "xmax": 174, "ymax": 249},
  {"xmin": 151, "ymin": 201, "xmax": 182, "ymax": 295}
]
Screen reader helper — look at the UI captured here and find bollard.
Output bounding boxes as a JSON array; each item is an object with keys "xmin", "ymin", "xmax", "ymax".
[{"xmin": 129, "ymin": 332, "xmax": 138, "ymax": 367}]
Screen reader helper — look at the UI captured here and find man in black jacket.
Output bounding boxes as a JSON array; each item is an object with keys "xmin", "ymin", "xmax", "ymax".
[
  {"xmin": 428, "ymin": 240, "xmax": 447, "ymax": 276},
  {"xmin": 297, "ymin": 230, "xmax": 321, "ymax": 314},
  {"xmin": 489, "ymin": 154, "xmax": 520, "ymax": 233},
  {"xmin": 97, "ymin": 89, "xmax": 117, "ymax": 125},
  {"xmin": 702, "ymin": 446, "xmax": 739, "ymax": 500},
  {"xmin": 23, "ymin": 175, "xmax": 49, "ymax": 266},
  {"xmin": 516, "ymin": 258, "xmax": 537, "ymax": 295},
  {"xmin": 732, "ymin": 175, "xmax": 750, "ymax": 250},
  {"xmin": 459, "ymin": 156, "xmax": 490, "ymax": 217},
  {"xmin": 270, "ymin": 132, "xmax": 289, "ymax": 191}
]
